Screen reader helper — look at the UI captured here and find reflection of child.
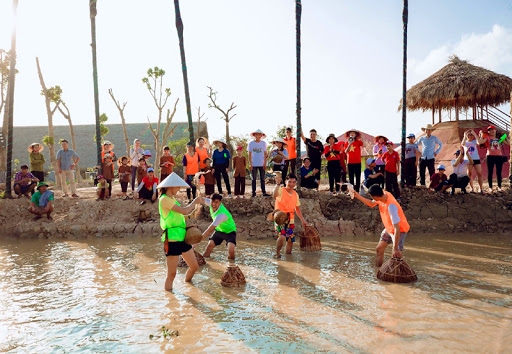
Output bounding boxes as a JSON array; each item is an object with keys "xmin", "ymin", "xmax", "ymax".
[
  {"xmin": 118, "ymin": 156, "xmax": 131, "ymax": 199},
  {"xmin": 96, "ymin": 175, "xmax": 110, "ymax": 201},
  {"xmin": 233, "ymin": 146, "xmax": 247, "ymax": 198},
  {"xmin": 137, "ymin": 158, "xmax": 148, "ymax": 185},
  {"xmin": 101, "ymin": 155, "xmax": 114, "ymax": 198},
  {"xmin": 202, "ymin": 158, "xmax": 216, "ymax": 197}
]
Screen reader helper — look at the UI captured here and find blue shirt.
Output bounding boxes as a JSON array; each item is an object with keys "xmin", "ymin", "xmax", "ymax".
[
  {"xmin": 212, "ymin": 149, "xmax": 231, "ymax": 166},
  {"xmin": 56, "ymin": 149, "xmax": 79, "ymax": 170},
  {"xmin": 417, "ymin": 135, "xmax": 442, "ymax": 160}
]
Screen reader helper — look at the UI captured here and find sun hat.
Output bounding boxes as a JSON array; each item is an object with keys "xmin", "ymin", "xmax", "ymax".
[
  {"xmin": 104, "ymin": 154, "xmax": 113, "ymax": 160},
  {"xmin": 27, "ymin": 143, "xmax": 44, "ymax": 153},
  {"xmin": 143, "ymin": 150, "xmax": 152, "ymax": 157},
  {"xmin": 325, "ymin": 133, "xmax": 338, "ymax": 143},
  {"xmin": 103, "ymin": 141, "xmax": 115, "ymax": 149},
  {"xmin": 212, "ymin": 138, "xmax": 227, "ymax": 146},
  {"xmin": 407, "ymin": 133, "xmax": 415, "ymax": 139},
  {"xmin": 374, "ymin": 135, "xmax": 388, "ymax": 143},
  {"xmin": 147, "ymin": 167, "xmax": 154, "ymax": 173},
  {"xmin": 343, "ymin": 129, "xmax": 361, "ymax": 139},
  {"xmin": 366, "ymin": 157, "xmax": 376, "ymax": 165},
  {"xmin": 157, "ymin": 172, "xmax": 190, "ymax": 189},
  {"xmin": 437, "ymin": 164, "xmax": 446, "ymax": 170},
  {"xmin": 250, "ymin": 129, "xmax": 266, "ymax": 138},
  {"xmin": 421, "ymin": 124, "xmax": 436, "ymax": 131},
  {"xmin": 36, "ymin": 182, "xmax": 49, "ymax": 190},
  {"xmin": 272, "ymin": 138, "xmax": 287, "ymax": 146}
]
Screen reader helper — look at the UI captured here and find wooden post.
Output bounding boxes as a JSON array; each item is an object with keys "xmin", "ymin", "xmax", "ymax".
[
  {"xmin": 509, "ymin": 91, "xmax": 511, "ymax": 177},
  {"xmin": 431, "ymin": 106, "xmax": 434, "ymax": 125},
  {"xmin": 438, "ymin": 102, "xmax": 441, "ymax": 123},
  {"xmin": 472, "ymin": 101, "xmax": 476, "ymax": 120},
  {"xmin": 455, "ymin": 97, "xmax": 459, "ymax": 121}
]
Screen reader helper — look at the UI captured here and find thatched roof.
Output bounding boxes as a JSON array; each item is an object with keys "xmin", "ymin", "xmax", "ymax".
[{"xmin": 400, "ymin": 55, "xmax": 512, "ymax": 112}]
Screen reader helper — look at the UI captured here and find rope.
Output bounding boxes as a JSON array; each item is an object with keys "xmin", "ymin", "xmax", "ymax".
[
  {"xmin": 295, "ymin": 1, "xmax": 302, "ymax": 183},
  {"xmin": 400, "ymin": 0, "xmax": 408, "ymax": 188},
  {"xmin": 173, "ymin": 0, "xmax": 195, "ymax": 145}
]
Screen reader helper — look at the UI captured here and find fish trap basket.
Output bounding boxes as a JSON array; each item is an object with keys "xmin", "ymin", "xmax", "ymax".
[
  {"xmin": 377, "ymin": 257, "xmax": 417, "ymax": 283},
  {"xmin": 220, "ymin": 264, "xmax": 246, "ymax": 287},
  {"xmin": 177, "ymin": 249, "xmax": 207, "ymax": 268},
  {"xmin": 273, "ymin": 211, "xmax": 289, "ymax": 226},
  {"xmin": 300, "ymin": 225, "xmax": 322, "ymax": 252},
  {"xmin": 184, "ymin": 226, "xmax": 203, "ymax": 245}
]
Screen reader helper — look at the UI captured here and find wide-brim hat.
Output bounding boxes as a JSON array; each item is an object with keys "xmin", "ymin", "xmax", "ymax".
[
  {"xmin": 157, "ymin": 172, "xmax": 190, "ymax": 189},
  {"xmin": 326, "ymin": 134, "xmax": 338, "ymax": 143},
  {"xmin": 36, "ymin": 182, "xmax": 49, "ymax": 190},
  {"xmin": 343, "ymin": 129, "xmax": 361, "ymax": 138},
  {"xmin": 117, "ymin": 156, "xmax": 131, "ymax": 167},
  {"xmin": 421, "ymin": 124, "xmax": 436, "ymax": 131},
  {"xmin": 212, "ymin": 139, "xmax": 227, "ymax": 147},
  {"xmin": 374, "ymin": 135, "xmax": 388, "ymax": 143},
  {"xmin": 250, "ymin": 129, "xmax": 267, "ymax": 138},
  {"xmin": 272, "ymin": 138, "xmax": 287, "ymax": 146},
  {"xmin": 28, "ymin": 143, "xmax": 44, "ymax": 153},
  {"xmin": 103, "ymin": 141, "xmax": 115, "ymax": 149}
]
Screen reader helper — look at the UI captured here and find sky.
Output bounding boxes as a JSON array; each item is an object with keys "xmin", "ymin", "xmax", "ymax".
[{"xmin": 1, "ymin": 0, "xmax": 512, "ymax": 145}]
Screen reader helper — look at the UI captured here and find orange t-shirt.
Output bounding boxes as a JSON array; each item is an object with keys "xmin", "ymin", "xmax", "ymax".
[
  {"xmin": 378, "ymin": 191, "xmax": 410, "ymax": 234},
  {"xmin": 196, "ymin": 147, "xmax": 210, "ymax": 170},
  {"xmin": 275, "ymin": 187, "xmax": 300, "ymax": 223},
  {"xmin": 184, "ymin": 153, "xmax": 200, "ymax": 176},
  {"xmin": 284, "ymin": 136, "xmax": 297, "ymax": 159}
]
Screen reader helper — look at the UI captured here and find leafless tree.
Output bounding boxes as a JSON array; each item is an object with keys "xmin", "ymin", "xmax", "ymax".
[
  {"xmin": 108, "ymin": 88, "xmax": 130, "ymax": 156},
  {"xmin": 207, "ymin": 86, "xmax": 237, "ymax": 156},
  {"xmin": 57, "ymin": 100, "xmax": 83, "ymax": 182}
]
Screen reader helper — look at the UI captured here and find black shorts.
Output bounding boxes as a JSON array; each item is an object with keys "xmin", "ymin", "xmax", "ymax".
[
  {"xmin": 165, "ymin": 241, "xmax": 192, "ymax": 256},
  {"xmin": 472, "ymin": 159, "xmax": 481, "ymax": 165},
  {"xmin": 210, "ymin": 231, "xmax": 237, "ymax": 246}
]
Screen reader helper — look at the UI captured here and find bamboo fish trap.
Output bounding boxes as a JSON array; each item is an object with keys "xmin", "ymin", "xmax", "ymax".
[
  {"xmin": 300, "ymin": 225, "xmax": 322, "ymax": 252},
  {"xmin": 177, "ymin": 249, "xmax": 207, "ymax": 268},
  {"xmin": 377, "ymin": 257, "xmax": 417, "ymax": 283},
  {"xmin": 220, "ymin": 264, "xmax": 246, "ymax": 287}
]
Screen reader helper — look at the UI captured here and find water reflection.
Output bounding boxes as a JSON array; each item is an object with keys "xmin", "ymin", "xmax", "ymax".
[{"xmin": 0, "ymin": 234, "xmax": 511, "ymax": 352}]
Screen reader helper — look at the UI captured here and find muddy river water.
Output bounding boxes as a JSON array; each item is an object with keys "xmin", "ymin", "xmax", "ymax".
[{"xmin": 1, "ymin": 233, "xmax": 511, "ymax": 353}]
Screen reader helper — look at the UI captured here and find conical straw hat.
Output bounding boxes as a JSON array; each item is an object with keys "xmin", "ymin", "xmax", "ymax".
[{"xmin": 157, "ymin": 172, "xmax": 189, "ymax": 189}]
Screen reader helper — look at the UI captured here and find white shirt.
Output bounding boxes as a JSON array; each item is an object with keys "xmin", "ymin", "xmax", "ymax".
[{"xmin": 204, "ymin": 198, "xmax": 228, "ymax": 226}]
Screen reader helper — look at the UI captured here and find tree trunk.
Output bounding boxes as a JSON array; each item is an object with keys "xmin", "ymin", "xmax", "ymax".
[
  {"xmin": 67, "ymin": 117, "xmax": 82, "ymax": 182},
  {"xmin": 108, "ymin": 89, "xmax": 130, "ymax": 157}
]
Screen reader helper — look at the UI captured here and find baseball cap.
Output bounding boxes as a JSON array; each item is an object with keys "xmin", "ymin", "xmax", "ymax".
[
  {"xmin": 487, "ymin": 125, "xmax": 496, "ymax": 131},
  {"xmin": 437, "ymin": 164, "xmax": 446, "ymax": 170},
  {"xmin": 147, "ymin": 167, "xmax": 154, "ymax": 172},
  {"xmin": 366, "ymin": 157, "xmax": 375, "ymax": 165},
  {"xmin": 407, "ymin": 133, "xmax": 415, "ymax": 138}
]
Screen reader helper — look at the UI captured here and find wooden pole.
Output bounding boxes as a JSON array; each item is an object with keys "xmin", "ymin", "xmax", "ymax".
[
  {"xmin": 438, "ymin": 102, "xmax": 441, "ymax": 123},
  {"xmin": 455, "ymin": 97, "xmax": 459, "ymax": 121},
  {"xmin": 509, "ymin": 91, "xmax": 511, "ymax": 177},
  {"xmin": 431, "ymin": 106, "xmax": 434, "ymax": 125},
  {"xmin": 295, "ymin": 0, "xmax": 302, "ymax": 182}
]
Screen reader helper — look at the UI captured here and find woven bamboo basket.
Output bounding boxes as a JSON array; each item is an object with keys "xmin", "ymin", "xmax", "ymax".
[
  {"xmin": 184, "ymin": 226, "xmax": 203, "ymax": 245},
  {"xmin": 177, "ymin": 249, "xmax": 207, "ymax": 268},
  {"xmin": 300, "ymin": 225, "xmax": 322, "ymax": 252},
  {"xmin": 377, "ymin": 257, "xmax": 417, "ymax": 283},
  {"xmin": 273, "ymin": 211, "xmax": 289, "ymax": 226},
  {"xmin": 220, "ymin": 264, "xmax": 246, "ymax": 287}
]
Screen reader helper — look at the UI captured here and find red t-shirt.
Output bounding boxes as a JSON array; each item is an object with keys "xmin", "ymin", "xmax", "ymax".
[
  {"xmin": 324, "ymin": 142, "xmax": 344, "ymax": 161},
  {"xmin": 141, "ymin": 176, "xmax": 159, "ymax": 191},
  {"xmin": 346, "ymin": 139, "xmax": 363, "ymax": 164},
  {"xmin": 382, "ymin": 150, "xmax": 400, "ymax": 173}
]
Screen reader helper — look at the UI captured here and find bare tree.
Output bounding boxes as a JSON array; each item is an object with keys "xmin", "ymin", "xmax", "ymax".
[
  {"xmin": 108, "ymin": 88, "xmax": 130, "ymax": 156},
  {"xmin": 36, "ymin": 57, "xmax": 61, "ymax": 184},
  {"xmin": 207, "ymin": 86, "xmax": 237, "ymax": 156},
  {"xmin": 57, "ymin": 99, "xmax": 83, "ymax": 182},
  {"xmin": 195, "ymin": 106, "xmax": 208, "ymax": 141},
  {"xmin": 142, "ymin": 66, "xmax": 180, "ymax": 176}
]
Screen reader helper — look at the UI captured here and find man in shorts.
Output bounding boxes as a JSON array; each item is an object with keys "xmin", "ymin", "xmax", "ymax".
[
  {"xmin": 273, "ymin": 174, "xmax": 309, "ymax": 257},
  {"xmin": 200, "ymin": 193, "xmax": 237, "ymax": 260},
  {"xmin": 351, "ymin": 184, "xmax": 409, "ymax": 266}
]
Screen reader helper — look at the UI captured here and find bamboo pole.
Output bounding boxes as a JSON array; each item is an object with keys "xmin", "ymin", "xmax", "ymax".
[
  {"xmin": 400, "ymin": 0, "xmax": 408, "ymax": 188},
  {"xmin": 295, "ymin": 1, "xmax": 302, "ymax": 181}
]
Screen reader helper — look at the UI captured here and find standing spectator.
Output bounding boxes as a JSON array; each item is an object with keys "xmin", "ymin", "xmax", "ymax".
[
  {"xmin": 324, "ymin": 133, "xmax": 343, "ymax": 195},
  {"xmin": 462, "ymin": 129, "xmax": 485, "ymax": 193},
  {"xmin": 101, "ymin": 154, "xmax": 114, "ymax": 198},
  {"xmin": 118, "ymin": 156, "xmax": 131, "ymax": 200},
  {"xmin": 129, "ymin": 139, "xmax": 144, "ymax": 192},
  {"xmin": 182, "ymin": 142, "xmax": 200, "ymax": 203},
  {"xmin": 137, "ymin": 157, "xmax": 148, "ymax": 185},
  {"xmin": 202, "ymin": 158, "xmax": 216, "ymax": 197},
  {"xmin": 269, "ymin": 138, "xmax": 289, "ymax": 173},
  {"xmin": 248, "ymin": 129, "xmax": 269, "ymax": 197},
  {"xmin": 101, "ymin": 141, "xmax": 116, "ymax": 171},
  {"xmin": 233, "ymin": 146, "xmax": 247, "ymax": 198},
  {"xmin": 136, "ymin": 167, "xmax": 159, "ymax": 204},
  {"xmin": 344, "ymin": 129, "xmax": 364, "ymax": 194},
  {"xmin": 403, "ymin": 133, "xmax": 420, "ymax": 188},
  {"xmin": 196, "ymin": 137, "xmax": 211, "ymax": 172},
  {"xmin": 283, "ymin": 127, "xmax": 297, "ymax": 183},
  {"xmin": 212, "ymin": 139, "xmax": 232, "ymax": 197},
  {"xmin": 300, "ymin": 129, "xmax": 324, "ymax": 184},
  {"xmin": 429, "ymin": 164, "xmax": 448, "ymax": 192},
  {"xmin": 417, "ymin": 124, "xmax": 443, "ymax": 186},
  {"xmin": 56, "ymin": 139, "xmax": 80, "ymax": 198},
  {"xmin": 143, "ymin": 150, "xmax": 153, "ymax": 167},
  {"xmin": 28, "ymin": 143, "xmax": 45, "ymax": 182},
  {"xmin": 159, "ymin": 146, "xmax": 175, "ymax": 181},
  {"xmin": 382, "ymin": 141, "xmax": 401, "ymax": 200},
  {"xmin": 373, "ymin": 135, "xmax": 388, "ymax": 177},
  {"xmin": 481, "ymin": 125, "xmax": 507, "ymax": 192},
  {"xmin": 300, "ymin": 157, "xmax": 319, "ymax": 190},
  {"xmin": 363, "ymin": 158, "xmax": 384, "ymax": 190},
  {"xmin": 14, "ymin": 165, "xmax": 38, "ymax": 198},
  {"xmin": 29, "ymin": 182, "xmax": 54, "ymax": 221}
]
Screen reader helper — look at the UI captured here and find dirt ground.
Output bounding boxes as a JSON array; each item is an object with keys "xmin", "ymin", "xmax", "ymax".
[{"xmin": 2, "ymin": 178, "xmax": 512, "ymax": 238}]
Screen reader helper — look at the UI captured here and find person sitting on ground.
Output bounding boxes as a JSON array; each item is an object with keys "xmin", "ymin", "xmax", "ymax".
[
  {"xmin": 273, "ymin": 174, "xmax": 309, "ymax": 257},
  {"xmin": 14, "ymin": 165, "xmax": 39, "ymax": 198},
  {"xmin": 118, "ymin": 156, "xmax": 131, "ymax": 200},
  {"xmin": 136, "ymin": 167, "xmax": 159, "ymax": 204},
  {"xmin": 428, "ymin": 164, "xmax": 448, "ymax": 192},
  {"xmin": 198, "ymin": 193, "xmax": 238, "ymax": 260},
  {"xmin": 300, "ymin": 157, "xmax": 319, "ymax": 190},
  {"xmin": 439, "ymin": 147, "xmax": 472, "ymax": 195},
  {"xmin": 28, "ymin": 142, "xmax": 45, "ymax": 182},
  {"xmin": 96, "ymin": 175, "xmax": 110, "ymax": 201},
  {"xmin": 29, "ymin": 182, "xmax": 54, "ymax": 221},
  {"xmin": 351, "ymin": 184, "xmax": 409, "ymax": 266},
  {"xmin": 363, "ymin": 158, "xmax": 384, "ymax": 190}
]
